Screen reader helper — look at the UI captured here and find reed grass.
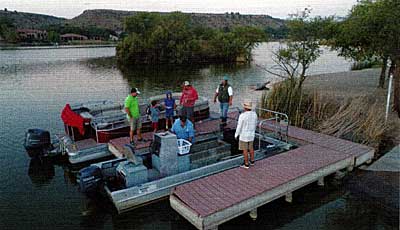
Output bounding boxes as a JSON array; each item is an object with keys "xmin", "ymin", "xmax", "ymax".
[{"xmin": 261, "ymin": 82, "xmax": 389, "ymax": 150}]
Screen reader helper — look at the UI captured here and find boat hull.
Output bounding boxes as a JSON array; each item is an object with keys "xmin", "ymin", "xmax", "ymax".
[{"xmin": 108, "ymin": 153, "xmax": 255, "ymax": 213}]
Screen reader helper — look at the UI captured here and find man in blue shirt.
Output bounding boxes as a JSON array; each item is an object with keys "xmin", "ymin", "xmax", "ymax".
[{"xmin": 171, "ymin": 116, "xmax": 195, "ymax": 143}]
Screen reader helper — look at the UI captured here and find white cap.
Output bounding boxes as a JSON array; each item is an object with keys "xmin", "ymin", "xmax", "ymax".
[{"xmin": 184, "ymin": 81, "xmax": 190, "ymax": 86}]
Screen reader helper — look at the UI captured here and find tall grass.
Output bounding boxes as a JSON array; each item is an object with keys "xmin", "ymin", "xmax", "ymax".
[
  {"xmin": 318, "ymin": 97, "xmax": 388, "ymax": 150},
  {"xmin": 260, "ymin": 80, "xmax": 338, "ymax": 129},
  {"xmin": 261, "ymin": 81, "xmax": 389, "ymax": 150}
]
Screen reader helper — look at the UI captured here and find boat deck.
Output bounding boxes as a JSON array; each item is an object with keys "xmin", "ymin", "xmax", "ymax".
[
  {"xmin": 108, "ymin": 118, "xmax": 237, "ymax": 158},
  {"xmin": 170, "ymin": 123, "xmax": 374, "ymax": 230},
  {"xmin": 75, "ymin": 138, "xmax": 100, "ymax": 150}
]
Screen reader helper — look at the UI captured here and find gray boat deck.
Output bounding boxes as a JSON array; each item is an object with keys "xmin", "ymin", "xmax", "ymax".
[
  {"xmin": 108, "ymin": 118, "xmax": 237, "ymax": 158},
  {"xmin": 170, "ymin": 124, "xmax": 374, "ymax": 230}
]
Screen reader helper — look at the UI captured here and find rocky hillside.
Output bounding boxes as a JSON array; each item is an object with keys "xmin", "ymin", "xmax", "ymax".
[
  {"xmin": 0, "ymin": 10, "xmax": 65, "ymax": 29},
  {"xmin": 70, "ymin": 9, "xmax": 285, "ymax": 31},
  {"xmin": 0, "ymin": 9, "xmax": 285, "ymax": 32}
]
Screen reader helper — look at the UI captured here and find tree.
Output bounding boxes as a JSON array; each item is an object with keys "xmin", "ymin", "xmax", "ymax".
[
  {"xmin": 124, "ymin": 12, "xmax": 161, "ymax": 36},
  {"xmin": 261, "ymin": 9, "xmax": 323, "ymax": 123},
  {"xmin": 47, "ymin": 31, "xmax": 60, "ymax": 43},
  {"xmin": 0, "ymin": 17, "xmax": 17, "ymax": 43},
  {"xmin": 117, "ymin": 11, "xmax": 267, "ymax": 65},
  {"xmin": 331, "ymin": 0, "xmax": 400, "ymax": 116},
  {"xmin": 231, "ymin": 26, "xmax": 267, "ymax": 61}
]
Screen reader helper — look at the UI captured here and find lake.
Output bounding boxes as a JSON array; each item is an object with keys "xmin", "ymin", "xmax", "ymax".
[{"xmin": 0, "ymin": 43, "xmax": 394, "ymax": 229}]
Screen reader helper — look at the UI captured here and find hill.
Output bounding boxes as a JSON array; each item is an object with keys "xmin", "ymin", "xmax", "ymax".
[
  {"xmin": 0, "ymin": 9, "xmax": 66, "ymax": 29},
  {"xmin": 70, "ymin": 9, "xmax": 285, "ymax": 31},
  {"xmin": 0, "ymin": 9, "xmax": 285, "ymax": 33}
]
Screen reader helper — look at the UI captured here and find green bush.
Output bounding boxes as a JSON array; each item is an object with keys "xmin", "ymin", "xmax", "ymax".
[{"xmin": 116, "ymin": 12, "xmax": 267, "ymax": 65}]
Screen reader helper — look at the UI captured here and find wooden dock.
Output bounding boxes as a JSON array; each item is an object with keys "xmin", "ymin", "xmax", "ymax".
[{"xmin": 170, "ymin": 124, "xmax": 374, "ymax": 230}]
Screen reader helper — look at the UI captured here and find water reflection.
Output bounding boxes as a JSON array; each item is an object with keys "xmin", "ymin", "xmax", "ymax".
[
  {"xmin": 28, "ymin": 158, "xmax": 55, "ymax": 187},
  {"xmin": 79, "ymin": 194, "xmax": 113, "ymax": 228}
]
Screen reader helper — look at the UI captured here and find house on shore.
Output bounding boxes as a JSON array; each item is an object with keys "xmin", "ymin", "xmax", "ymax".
[
  {"xmin": 17, "ymin": 29, "xmax": 48, "ymax": 41},
  {"xmin": 60, "ymin": 33, "xmax": 88, "ymax": 42}
]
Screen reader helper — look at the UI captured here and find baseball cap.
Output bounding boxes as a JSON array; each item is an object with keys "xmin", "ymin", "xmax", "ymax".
[
  {"xmin": 184, "ymin": 81, "xmax": 190, "ymax": 86},
  {"xmin": 223, "ymin": 75, "xmax": 230, "ymax": 81},
  {"xmin": 131, "ymin": 87, "xmax": 141, "ymax": 94}
]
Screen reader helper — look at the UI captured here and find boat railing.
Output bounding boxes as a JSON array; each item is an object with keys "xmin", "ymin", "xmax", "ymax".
[{"xmin": 255, "ymin": 107, "xmax": 289, "ymax": 143}]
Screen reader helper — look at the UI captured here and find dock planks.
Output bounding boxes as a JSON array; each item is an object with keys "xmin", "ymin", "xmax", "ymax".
[{"xmin": 170, "ymin": 122, "xmax": 374, "ymax": 230}]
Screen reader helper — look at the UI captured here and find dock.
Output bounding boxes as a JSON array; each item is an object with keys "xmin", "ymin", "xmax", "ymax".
[{"xmin": 170, "ymin": 123, "xmax": 374, "ymax": 230}]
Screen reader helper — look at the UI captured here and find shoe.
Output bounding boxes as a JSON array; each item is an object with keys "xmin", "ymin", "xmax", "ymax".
[
  {"xmin": 250, "ymin": 161, "xmax": 255, "ymax": 166},
  {"xmin": 130, "ymin": 141, "xmax": 135, "ymax": 146},
  {"xmin": 240, "ymin": 163, "xmax": 249, "ymax": 169}
]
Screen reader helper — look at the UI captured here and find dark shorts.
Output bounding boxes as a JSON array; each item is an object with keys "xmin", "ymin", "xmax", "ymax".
[
  {"xmin": 166, "ymin": 109, "xmax": 174, "ymax": 118},
  {"xmin": 181, "ymin": 106, "xmax": 194, "ymax": 119}
]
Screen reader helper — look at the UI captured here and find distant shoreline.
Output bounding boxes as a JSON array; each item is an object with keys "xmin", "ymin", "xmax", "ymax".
[{"xmin": 0, "ymin": 44, "xmax": 117, "ymax": 50}]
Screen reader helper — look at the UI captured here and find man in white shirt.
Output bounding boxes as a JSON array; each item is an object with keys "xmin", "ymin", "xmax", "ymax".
[
  {"xmin": 213, "ymin": 75, "xmax": 233, "ymax": 127},
  {"xmin": 234, "ymin": 101, "xmax": 258, "ymax": 169}
]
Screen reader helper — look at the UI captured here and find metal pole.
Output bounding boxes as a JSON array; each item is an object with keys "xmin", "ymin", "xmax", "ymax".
[{"xmin": 385, "ymin": 74, "xmax": 393, "ymax": 122}]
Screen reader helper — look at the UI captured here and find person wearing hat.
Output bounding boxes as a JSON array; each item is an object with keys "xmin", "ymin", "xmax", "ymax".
[
  {"xmin": 180, "ymin": 81, "xmax": 198, "ymax": 126},
  {"xmin": 125, "ymin": 87, "xmax": 143, "ymax": 145},
  {"xmin": 213, "ymin": 75, "xmax": 233, "ymax": 126},
  {"xmin": 234, "ymin": 101, "xmax": 258, "ymax": 169}
]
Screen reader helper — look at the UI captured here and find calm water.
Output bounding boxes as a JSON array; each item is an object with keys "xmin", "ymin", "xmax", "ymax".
[{"xmin": 0, "ymin": 43, "xmax": 394, "ymax": 229}]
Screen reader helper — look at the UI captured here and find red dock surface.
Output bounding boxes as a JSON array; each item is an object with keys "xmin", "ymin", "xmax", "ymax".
[
  {"xmin": 172, "ymin": 144, "xmax": 350, "ymax": 218},
  {"xmin": 170, "ymin": 121, "xmax": 374, "ymax": 229},
  {"xmin": 260, "ymin": 122, "xmax": 374, "ymax": 165}
]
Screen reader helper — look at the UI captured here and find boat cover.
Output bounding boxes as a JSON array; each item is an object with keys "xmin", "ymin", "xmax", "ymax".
[{"xmin": 61, "ymin": 104, "xmax": 85, "ymax": 135}]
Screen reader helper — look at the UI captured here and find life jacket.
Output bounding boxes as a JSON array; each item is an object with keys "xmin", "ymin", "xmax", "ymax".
[{"xmin": 218, "ymin": 84, "xmax": 230, "ymax": 103}]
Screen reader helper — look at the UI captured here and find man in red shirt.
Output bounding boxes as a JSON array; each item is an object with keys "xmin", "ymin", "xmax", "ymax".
[{"xmin": 180, "ymin": 81, "xmax": 199, "ymax": 125}]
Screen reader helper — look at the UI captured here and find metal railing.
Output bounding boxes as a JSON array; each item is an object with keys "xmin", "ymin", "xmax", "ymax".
[{"xmin": 255, "ymin": 107, "xmax": 289, "ymax": 144}]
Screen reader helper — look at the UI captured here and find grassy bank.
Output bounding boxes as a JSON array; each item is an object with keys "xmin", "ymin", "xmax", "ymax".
[{"xmin": 261, "ymin": 68, "xmax": 399, "ymax": 155}]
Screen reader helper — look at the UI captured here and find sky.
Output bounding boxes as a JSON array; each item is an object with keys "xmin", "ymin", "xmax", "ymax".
[{"xmin": 1, "ymin": 0, "xmax": 358, "ymax": 19}]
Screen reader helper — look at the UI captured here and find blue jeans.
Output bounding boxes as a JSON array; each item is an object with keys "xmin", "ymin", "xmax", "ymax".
[{"xmin": 220, "ymin": 102, "xmax": 229, "ymax": 119}]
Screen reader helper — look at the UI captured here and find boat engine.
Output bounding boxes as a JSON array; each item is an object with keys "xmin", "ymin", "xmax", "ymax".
[
  {"xmin": 78, "ymin": 165, "xmax": 103, "ymax": 194},
  {"xmin": 24, "ymin": 129, "xmax": 51, "ymax": 157}
]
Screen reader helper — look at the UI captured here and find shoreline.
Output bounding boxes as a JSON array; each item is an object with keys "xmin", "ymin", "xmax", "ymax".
[{"xmin": 0, "ymin": 44, "xmax": 117, "ymax": 50}]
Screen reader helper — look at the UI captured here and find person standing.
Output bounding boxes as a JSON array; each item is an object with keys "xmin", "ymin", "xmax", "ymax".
[
  {"xmin": 164, "ymin": 91, "xmax": 176, "ymax": 129},
  {"xmin": 213, "ymin": 75, "xmax": 233, "ymax": 126},
  {"xmin": 234, "ymin": 101, "xmax": 258, "ymax": 169},
  {"xmin": 125, "ymin": 87, "xmax": 143, "ymax": 145},
  {"xmin": 180, "ymin": 81, "xmax": 198, "ymax": 125},
  {"xmin": 149, "ymin": 100, "xmax": 160, "ymax": 132}
]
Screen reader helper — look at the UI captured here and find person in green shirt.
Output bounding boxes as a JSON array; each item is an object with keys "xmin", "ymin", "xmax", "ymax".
[{"xmin": 125, "ymin": 87, "xmax": 143, "ymax": 145}]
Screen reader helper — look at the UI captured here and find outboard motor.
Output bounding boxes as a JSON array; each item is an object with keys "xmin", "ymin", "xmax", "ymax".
[
  {"xmin": 24, "ymin": 129, "xmax": 51, "ymax": 158},
  {"xmin": 78, "ymin": 165, "xmax": 103, "ymax": 194}
]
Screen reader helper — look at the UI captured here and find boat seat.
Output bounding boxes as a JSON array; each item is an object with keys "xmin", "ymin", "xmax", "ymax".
[
  {"xmin": 91, "ymin": 112, "xmax": 127, "ymax": 130},
  {"xmin": 80, "ymin": 111, "xmax": 94, "ymax": 120}
]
